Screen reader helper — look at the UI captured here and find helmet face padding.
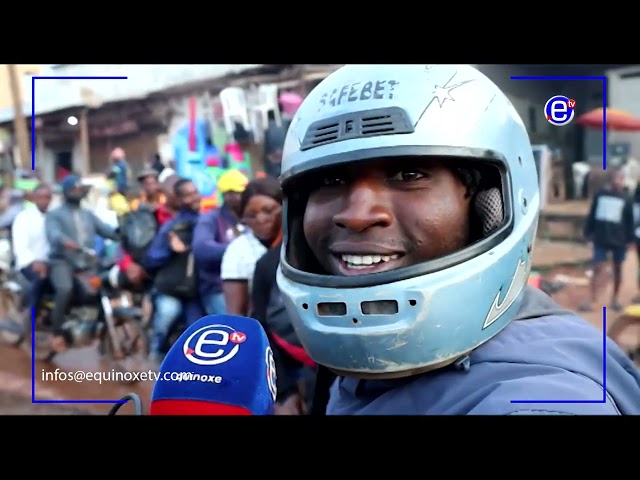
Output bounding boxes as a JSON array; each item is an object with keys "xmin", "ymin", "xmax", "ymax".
[{"xmin": 284, "ymin": 160, "xmax": 505, "ymax": 275}]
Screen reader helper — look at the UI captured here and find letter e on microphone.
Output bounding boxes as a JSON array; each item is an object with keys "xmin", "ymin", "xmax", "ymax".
[
  {"xmin": 266, "ymin": 347, "xmax": 277, "ymax": 401},
  {"xmin": 183, "ymin": 324, "xmax": 246, "ymax": 366}
]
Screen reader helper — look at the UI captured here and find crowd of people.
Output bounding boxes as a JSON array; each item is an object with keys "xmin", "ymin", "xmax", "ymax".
[{"xmin": 9, "ymin": 145, "xmax": 313, "ymax": 415}]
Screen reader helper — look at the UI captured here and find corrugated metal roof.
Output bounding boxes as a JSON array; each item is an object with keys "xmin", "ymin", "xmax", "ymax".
[{"xmin": 0, "ymin": 64, "xmax": 263, "ymax": 125}]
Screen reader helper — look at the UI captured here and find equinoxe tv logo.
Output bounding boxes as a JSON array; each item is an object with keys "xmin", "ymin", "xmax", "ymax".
[
  {"xmin": 183, "ymin": 325, "xmax": 247, "ymax": 366},
  {"xmin": 545, "ymin": 95, "xmax": 576, "ymax": 126}
]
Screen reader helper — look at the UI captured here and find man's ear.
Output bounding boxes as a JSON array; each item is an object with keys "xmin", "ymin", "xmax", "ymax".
[{"xmin": 454, "ymin": 166, "xmax": 482, "ymax": 199}]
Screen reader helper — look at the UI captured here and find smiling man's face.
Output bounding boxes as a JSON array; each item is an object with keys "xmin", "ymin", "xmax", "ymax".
[{"xmin": 302, "ymin": 157, "xmax": 472, "ymax": 276}]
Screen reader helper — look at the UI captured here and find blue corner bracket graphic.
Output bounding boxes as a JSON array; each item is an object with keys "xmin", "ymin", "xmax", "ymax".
[
  {"xmin": 31, "ymin": 75, "xmax": 128, "ymax": 406},
  {"xmin": 510, "ymin": 74, "xmax": 609, "ymax": 404}
]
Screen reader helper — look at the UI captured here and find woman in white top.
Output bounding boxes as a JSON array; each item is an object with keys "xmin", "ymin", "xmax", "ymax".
[{"xmin": 220, "ymin": 177, "xmax": 283, "ymax": 316}]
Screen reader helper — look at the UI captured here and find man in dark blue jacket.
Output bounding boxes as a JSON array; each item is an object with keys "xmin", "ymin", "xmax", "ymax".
[
  {"xmin": 144, "ymin": 178, "xmax": 204, "ymax": 361},
  {"xmin": 275, "ymin": 64, "xmax": 640, "ymax": 415},
  {"xmin": 46, "ymin": 175, "xmax": 119, "ymax": 353},
  {"xmin": 192, "ymin": 170, "xmax": 247, "ymax": 315}
]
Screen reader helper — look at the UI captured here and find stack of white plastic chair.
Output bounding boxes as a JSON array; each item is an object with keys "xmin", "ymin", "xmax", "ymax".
[
  {"xmin": 219, "ymin": 87, "xmax": 251, "ymax": 136},
  {"xmin": 251, "ymin": 84, "xmax": 282, "ymax": 141},
  {"xmin": 245, "ymin": 84, "xmax": 263, "ymax": 143}
]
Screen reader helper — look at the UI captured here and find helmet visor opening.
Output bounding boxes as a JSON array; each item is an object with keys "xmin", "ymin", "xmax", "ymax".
[{"xmin": 281, "ymin": 151, "xmax": 514, "ymax": 289}]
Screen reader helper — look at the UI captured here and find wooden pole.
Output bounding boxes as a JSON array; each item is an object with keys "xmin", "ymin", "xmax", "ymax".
[
  {"xmin": 7, "ymin": 64, "xmax": 30, "ymax": 182},
  {"xmin": 79, "ymin": 108, "xmax": 90, "ymax": 176}
]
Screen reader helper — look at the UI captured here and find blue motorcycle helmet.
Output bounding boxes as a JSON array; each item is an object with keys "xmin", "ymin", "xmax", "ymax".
[{"xmin": 277, "ymin": 65, "xmax": 540, "ymax": 379}]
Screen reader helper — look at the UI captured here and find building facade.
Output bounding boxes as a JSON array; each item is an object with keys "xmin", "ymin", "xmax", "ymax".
[
  {"xmin": 0, "ymin": 64, "xmax": 635, "ymax": 189},
  {"xmin": 0, "ymin": 64, "xmax": 270, "ymax": 181},
  {"xmin": 607, "ymin": 65, "xmax": 640, "ymax": 159}
]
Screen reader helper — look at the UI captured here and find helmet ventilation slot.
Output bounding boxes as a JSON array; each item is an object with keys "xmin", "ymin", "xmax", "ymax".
[
  {"xmin": 315, "ymin": 300, "xmax": 401, "ymax": 317},
  {"xmin": 317, "ymin": 302, "xmax": 347, "ymax": 316},
  {"xmin": 300, "ymin": 107, "xmax": 414, "ymax": 151}
]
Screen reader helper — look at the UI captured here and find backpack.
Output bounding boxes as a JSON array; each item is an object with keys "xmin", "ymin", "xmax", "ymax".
[
  {"xmin": 154, "ymin": 251, "xmax": 197, "ymax": 299},
  {"xmin": 153, "ymin": 220, "xmax": 198, "ymax": 299},
  {"xmin": 120, "ymin": 204, "xmax": 158, "ymax": 263}
]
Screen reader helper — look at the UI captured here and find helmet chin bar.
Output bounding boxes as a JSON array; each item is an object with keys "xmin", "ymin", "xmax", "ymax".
[{"xmin": 276, "ymin": 213, "xmax": 536, "ymax": 377}]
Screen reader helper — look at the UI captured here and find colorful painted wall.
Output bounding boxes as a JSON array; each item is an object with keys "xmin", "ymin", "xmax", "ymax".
[{"xmin": 172, "ymin": 117, "xmax": 253, "ymax": 212}]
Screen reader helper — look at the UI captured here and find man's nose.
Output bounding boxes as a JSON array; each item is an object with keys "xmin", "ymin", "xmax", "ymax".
[{"xmin": 332, "ymin": 180, "xmax": 392, "ymax": 232}]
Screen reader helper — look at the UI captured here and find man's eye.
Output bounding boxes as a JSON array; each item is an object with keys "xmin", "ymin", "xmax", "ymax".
[{"xmin": 389, "ymin": 170, "xmax": 425, "ymax": 182}]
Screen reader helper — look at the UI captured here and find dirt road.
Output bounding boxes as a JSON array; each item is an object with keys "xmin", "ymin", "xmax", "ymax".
[
  {"xmin": 551, "ymin": 245, "xmax": 640, "ymax": 349},
  {"xmin": 0, "ymin": 343, "xmax": 154, "ymax": 415}
]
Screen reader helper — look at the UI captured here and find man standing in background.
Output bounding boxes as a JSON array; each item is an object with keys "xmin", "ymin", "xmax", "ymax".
[
  {"xmin": 581, "ymin": 169, "xmax": 635, "ymax": 312},
  {"xmin": 107, "ymin": 147, "xmax": 130, "ymax": 195},
  {"xmin": 151, "ymin": 153, "xmax": 165, "ymax": 175},
  {"xmin": 262, "ymin": 112, "xmax": 291, "ymax": 178}
]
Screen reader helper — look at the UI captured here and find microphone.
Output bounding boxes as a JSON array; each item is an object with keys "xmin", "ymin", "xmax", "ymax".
[{"xmin": 149, "ymin": 314, "xmax": 277, "ymax": 415}]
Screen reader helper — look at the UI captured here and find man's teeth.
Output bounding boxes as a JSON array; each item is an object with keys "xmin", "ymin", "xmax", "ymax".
[{"xmin": 341, "ymin": 254, "xmax": 399, "ymax": 268}]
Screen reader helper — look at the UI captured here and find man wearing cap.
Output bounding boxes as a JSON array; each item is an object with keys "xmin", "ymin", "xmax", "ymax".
[
  {"xmin": 192, "ymin": 169, "xmax": 248, "ymax": 315},
  {"xmin": 130, "ymin": 169, "xmax": 165, "ymax": 212},
  {"xmin": 45, "ymin": 174, "xmax": 119, "ymax": 352}
]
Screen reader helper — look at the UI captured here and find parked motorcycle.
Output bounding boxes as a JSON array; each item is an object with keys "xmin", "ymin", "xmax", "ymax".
[
  {"xmin": 0, "ymin": 226, "xmax": 24, "ymax": 346},
  {"xmin": 13, "ymin": 247, "xmax": 149, "ymax": 374},
  {"xmin": 528, "ymin": 271, "xmax": 570, "ymax": 296},
  {"xmin": 104, "ymin": 263, "xmax": 185, "ymax": 361}
]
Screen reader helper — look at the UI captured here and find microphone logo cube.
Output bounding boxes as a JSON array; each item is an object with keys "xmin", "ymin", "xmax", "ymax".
[
  {"xmin": 183, "ymin": 325, "xmax": 247, "ymax": 366},
  {"xmin": 266, "ymin": 347, "xmax": 277, "ymax": 401}
]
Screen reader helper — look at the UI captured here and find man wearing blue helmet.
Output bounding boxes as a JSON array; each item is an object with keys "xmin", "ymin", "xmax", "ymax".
[{"xmin": 276, "ymin": 65, "xmax": 640, "ymax": 415}]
